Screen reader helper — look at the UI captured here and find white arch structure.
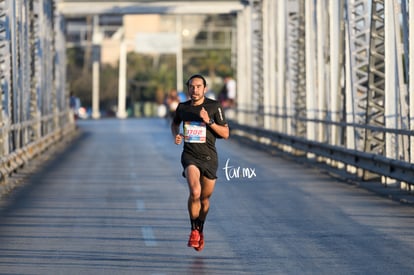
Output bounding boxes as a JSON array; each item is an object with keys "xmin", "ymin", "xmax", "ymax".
[{"xmin": 58, "ymin": 0, "xmax": 244, "ymax": 118}]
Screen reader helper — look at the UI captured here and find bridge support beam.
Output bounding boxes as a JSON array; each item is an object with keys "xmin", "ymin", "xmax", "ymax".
[
  {"xmin": 117, "ymin": 38, "xmax": 128, "ymax": 119},
  {"xmin": 92, "ymin": 15, "xmax": 101, "ymax": 119},
  {"xmin": 410, "ymin": 0, "xmax": 414, "ymax": 162}
]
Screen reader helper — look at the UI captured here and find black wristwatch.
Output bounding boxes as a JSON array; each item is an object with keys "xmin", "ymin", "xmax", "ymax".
[{"xmin": 207, "ymin": 119, "xmax": 215, "ymax": 126}]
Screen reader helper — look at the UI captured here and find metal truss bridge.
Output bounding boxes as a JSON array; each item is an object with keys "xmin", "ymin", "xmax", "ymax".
[{"xmin": 1, "ymin": 0, "xmax": 414, "ymax": 193}]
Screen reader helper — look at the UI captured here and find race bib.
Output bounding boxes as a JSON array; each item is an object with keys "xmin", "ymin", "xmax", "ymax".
[{"xmin": 183, "ymin": 121, "xmax": 206, "ymax": 143}]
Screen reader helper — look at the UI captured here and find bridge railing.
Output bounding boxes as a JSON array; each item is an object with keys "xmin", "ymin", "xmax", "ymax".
[
  {"xmin": 233, "ymin": 1, "xmax": 414, "ymax": 192},
  {"xmin": 229, "ymin": 107, "xmax": 414, "ymax": 190},
  {"xmin": 0, "ymin": 111, "xmax": 76, "ymax": 185},
  {"xmin": 0, "ymin": 0, "xmax": 77, "ymax": 195}
]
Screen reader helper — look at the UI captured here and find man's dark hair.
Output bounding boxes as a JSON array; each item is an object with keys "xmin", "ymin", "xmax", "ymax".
[{"xmin": 186, "ymin": 74, "xmax": 207, "ymax": 87}]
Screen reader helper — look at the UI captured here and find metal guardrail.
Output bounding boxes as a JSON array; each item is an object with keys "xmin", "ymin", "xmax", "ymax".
[
  {"xmin": 0, "ymin": 111, "xmax": 78, "ymax": 196},
  {"xmin": 229, "ymin": 120, "xmax": 414, "ymax": 187},
  {"xmin": 0, "ymin": 1, "xmax": 77, "ymax": 196}
]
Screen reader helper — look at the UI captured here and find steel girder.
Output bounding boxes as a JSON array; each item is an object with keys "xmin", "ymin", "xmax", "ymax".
[
  {"xmin": 410, "ymin": 0, "xmax": 414, "ymax": 162},
  {"xmin": 242, "ymin": 0, "xmax": 412, "ymax": 182},
  {"xmin": 57, "ymin": 0, "xmax": 245, "ymax": 15},
  {"xmin": 285, "ymin": 1, "xmax": 300, "ymax": 137},
  {"xmin": 0, "ymin": 0, "xmax": 71, "ymax": 156},
  {"xmin": 30, "ymin": 0, "xmax": 41, "ymax": 142},
  {"xmin": 250, "ymin": 0, "xmax": 264, "ymax": 128},
  {"xmin": 395, "ymin": 0, "xmax": 410, "ymax": 163},
  {"xmin": 346, "ymin": 0, "xmax": 409, "ymax": 180},
  {"xmin": 364, "ymin": 0, "xmax": 385, "ymax": 157},
  {"xmin": 344, "ymin": 0, "xmax": 371, "ymax": 152},
  {"xmin": 0, "ymin": 0, "xmax": 12, "ymax": 156},
  {"xmin": 294, "ymin": 1, "xmax": 307, "ymax": 138}
]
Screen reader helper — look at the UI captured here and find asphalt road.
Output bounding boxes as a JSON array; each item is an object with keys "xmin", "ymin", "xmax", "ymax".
[{"xmin": 1, "ymin": 118, "xmax": 414, "ymax": 275}]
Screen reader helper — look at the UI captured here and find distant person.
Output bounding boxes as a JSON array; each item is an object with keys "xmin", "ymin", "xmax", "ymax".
[
  {"xmin": 69, "ymin": 92, "xmax": 80, "ymax": 119},
  {"xmin": 224, "ymin": 76, "xmax": 236, "ymax": 107},
  {"xmin": 69, "ymin": 92, "xmax": 76, "ymax": 110},
  {"xmin": 171, "ymin": 74, "xmax": 230, "ymax": 252},
  {"xmin": 218, "ymin": 75, "xmax": 236, "ymax": 108},
  {"xmin": 165, "ymin": 89, "xmax": 180, "ymax": 119}
]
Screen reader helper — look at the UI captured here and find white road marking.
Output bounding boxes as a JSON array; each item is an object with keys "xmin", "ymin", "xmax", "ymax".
[
  {"xmin": 141, "ymin": 227, "xmax": 157, "ymax": 247},
  {"xmin": 136, "ymin": 199, "xmax": 145, "ymax": 212},
  {"xmin": 134, "ymin": 182, "xmax": 156, "ymax": 247}
]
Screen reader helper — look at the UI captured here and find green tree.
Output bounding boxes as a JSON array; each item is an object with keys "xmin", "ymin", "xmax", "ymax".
[
  {"xmin": 66, "ymin": 47, "xmax": 92, "ymax": 106},
  {"xmin": 128, "ymin": 53, "xmax": 176, "ymax": 103}
]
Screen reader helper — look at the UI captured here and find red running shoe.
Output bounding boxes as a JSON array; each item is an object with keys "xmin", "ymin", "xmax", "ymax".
[
  {"xmin": 194, "ymin": 232, "xmax": 204, "ymax": 252},
  {"xmin": 187, "ymin": 230, "xmax": 200, "ymax": 248}
]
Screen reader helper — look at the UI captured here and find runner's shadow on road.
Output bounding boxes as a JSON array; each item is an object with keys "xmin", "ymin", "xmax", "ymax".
[{"xmin": 190, "ymin": 256, "xmax": 206, "ymax": 275}]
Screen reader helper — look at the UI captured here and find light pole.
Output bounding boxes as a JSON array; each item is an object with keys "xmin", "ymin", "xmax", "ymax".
[
  {"xmin": 92, "ymin": 15, "xmax": 101, "ymax": 119},
  {"xmin": 117, "ymin": 33, "xmax": 128, "ymax": 119}
]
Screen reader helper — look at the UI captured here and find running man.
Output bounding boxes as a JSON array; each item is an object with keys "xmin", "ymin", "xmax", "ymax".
[{"xmin": 171, "ymin": 74, "xmax": 229, "ymax": 251}]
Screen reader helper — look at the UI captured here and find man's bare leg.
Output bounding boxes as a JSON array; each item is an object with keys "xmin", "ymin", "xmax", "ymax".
[
  {"xmin": 199, "ymin": 176, "xmax": 216, "ymax": 221},
  {"xmin": 185, "ymin": 165, "xmax": 202, "ymax": 248},
  {"xmin": 194, "ymin": 175, "xmax": 216, "ymax": 251},
  {"xmin": 185, "ymin": 166, "xmax": 216, "ymax": 251},
  {"xmin": 185, "ymin": 165, "xmax": 202, "ymax": 219}
]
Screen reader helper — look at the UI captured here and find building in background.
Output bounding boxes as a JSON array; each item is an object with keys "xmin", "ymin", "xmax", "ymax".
[
  {"xmin": 65, "ymin": 13, "xmax": 235, "ymax": 117},
  {"xmin": 66, "ymin": 14, "xmax": 234, "ymax": 66}
]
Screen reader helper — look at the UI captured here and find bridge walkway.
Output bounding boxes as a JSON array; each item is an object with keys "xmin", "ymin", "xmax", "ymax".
[{"xmin": 1, "ymin": 118, "xmax": 414, "ymax": 274}]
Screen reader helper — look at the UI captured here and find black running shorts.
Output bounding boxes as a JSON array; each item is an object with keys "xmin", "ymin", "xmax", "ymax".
[{"xmin": 181, "ymin": 151, "xmax": 218, "ymax": 180}]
